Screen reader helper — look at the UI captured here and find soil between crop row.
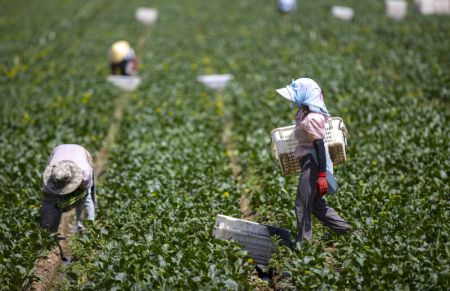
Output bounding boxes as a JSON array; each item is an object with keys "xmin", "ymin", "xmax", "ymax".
[
  {"xmin": 215, "ymin": 92, "xmax": 252, "ymax": 219},
  {"xmin": 25, "ymin": 26, "xmax": 154, "ymax": 291},
  {"xmin": 26, "ymin": 93, "xmax": 130, "ymax": 291}
]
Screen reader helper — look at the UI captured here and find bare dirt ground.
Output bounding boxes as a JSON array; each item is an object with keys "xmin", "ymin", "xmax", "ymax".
[
  {"xmin": 215, "ymin": 92, "xmax": 255, "ymax": 220},
  {"xmin": 26, "ymin": 211, "xmax": 73, "ymax": 291},
  {"xmin": 216, "ymin": 92, "xmax": 276, "ymax": 290}
]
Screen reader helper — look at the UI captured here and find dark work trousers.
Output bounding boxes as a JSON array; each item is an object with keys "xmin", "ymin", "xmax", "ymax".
[
  {"xmin": 295, "ymin": 154, "xmax": 352, "ymax": 241},
  {"xmin": 110, "ymin": 61, "xmax": 127, "ymax": 75}
]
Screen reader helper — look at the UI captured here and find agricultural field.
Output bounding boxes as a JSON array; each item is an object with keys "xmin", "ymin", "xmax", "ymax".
[{"xmin": 1, "ymin": 0, "xmax": 449, "ymax": 290}]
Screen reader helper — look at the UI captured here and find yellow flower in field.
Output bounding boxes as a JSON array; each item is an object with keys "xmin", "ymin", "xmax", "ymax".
[
  {"xmin": 77, "ymin": 275, "xmax": 87, "ymax": 285},
  {"xmin": 247, "ymin": 258, "xmax": 253, "ymax": 264},
  {"xmin": 81, "ymin": 91, "xmax": 92, "ymax": 104},
  {"xmin": 223, "ymin": 191, "xmax": 230, "ymax": 198},
  {"xmin": 6, "ymin": 66, "xmax": 19, "ymax": 79},
  {"xmin": 22, "ymin": 112, "xmax": 32, "ymax": 125},
  {"xmin": 201, "ymin": 56, "xmax": 210, "ymax": 65},
  {"xmin": 216, "ymin": 99, "xmax": 224, "ymax": 116},
  {"xmin": 229, "ymin": 60, "xmax": 239, "ymax": 70},
  {"xmin": 226, "ymin": 149, "xmax": 233, "ymax": 158}
]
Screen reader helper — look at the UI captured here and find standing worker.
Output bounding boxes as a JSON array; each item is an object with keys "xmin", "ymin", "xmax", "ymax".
[
  {"xmin": 276, "ymin": 78, "xmax": 352, "ymax": 241},
  {"xmin": 41, "ymin": 144, "xmax": 96, "ymax": 232},
  {"xmin": 109, "ymin": 40, "xmax": 138, "ymax": 76}
]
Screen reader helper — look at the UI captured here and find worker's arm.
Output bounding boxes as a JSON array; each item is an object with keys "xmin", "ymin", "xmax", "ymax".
[
  {"xmin": 304, "ymin": 113, "xmax": 328, "ymax": 196},
  {"xmin": 313, "ymin": 139, "xmax": 327, "ymax": 173},
  {"xmin": 313, "ymin": 139, "xmax": 328, "ymax": 196}
]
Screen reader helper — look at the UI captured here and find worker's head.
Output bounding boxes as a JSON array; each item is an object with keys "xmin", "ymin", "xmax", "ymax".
[
  {"xmin": 43, "ymin": 160, "xmax": 83, "ymax": 195},
  {"xmin": 276, "ymin": 78, "xmax": 329, "ymax": 116}
]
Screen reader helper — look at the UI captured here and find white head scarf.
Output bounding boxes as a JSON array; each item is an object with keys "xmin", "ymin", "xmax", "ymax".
[{"xmin": 289, "ymin": 78, "xmax": 329, "ymax": 116}]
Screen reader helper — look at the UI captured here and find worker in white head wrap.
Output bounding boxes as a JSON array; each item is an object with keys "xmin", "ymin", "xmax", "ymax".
[{"xmin": 276, "ymin": 78, "xmax": 352, "ymax": 241}]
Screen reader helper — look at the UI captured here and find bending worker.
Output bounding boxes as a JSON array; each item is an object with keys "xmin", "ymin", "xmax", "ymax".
[
  {"xmin": 109, "ymin": 40, "xmax": 137, "ymax": 76},
  {"xmin": 41, "ymin": 144, "xmax": 96, "ymax": 232},
  {"xmin": 276, "ymin": 78, "xmax": 352, "ymax": 241}
]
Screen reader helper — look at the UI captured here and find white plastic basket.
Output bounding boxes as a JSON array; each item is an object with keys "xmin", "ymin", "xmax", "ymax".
[
  {"xmin": 212, "ymin": 215, "xmax": 292, "ymax": 266},
  {"xmin": 107, "ymin": 75, "xmax": 141, "ymax": 92},
  {"xmin": 271, "ymin": 117, "xmax": 348, "ymax": 175},
  {"xmin": 135, "ymin": 8, "xmax": 158, "ymax": 25},
  {"xmin": 270, "ymin": 124, "xmax": 301, "ymax": 175},
  {"xmin": 386, "ymin": 0, "xmax": 408, "ymax": 20},
  {"xmin": 213, "ymin": 215, "xmax": 275, "ymax": 265},
  {"xmin": 331, "ymin": 6, "xmax": 354, "ymax": 21},
  {"xmin": 434, "ymin": 0, "xmax": 450, "ymax": 14},
  {"xmin": 415, "ymin": 0, "xmax": 450, "ymax": 14},
  {"xmin": 324, "ymin": 117, "xmax": 348, "ymax": 166},
  {"xmin": 416, "ymin": 0, "xmax": 435, "ymax": 14},
  {"xmin": 197, "ymin": 74, "xmax": 233, "ymax": 91}
]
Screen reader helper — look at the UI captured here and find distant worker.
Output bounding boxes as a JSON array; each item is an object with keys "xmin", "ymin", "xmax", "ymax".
[
  {"xmin": 41, "ymin": 144, "xmax": 96, "ymax": 232},
  {"xmin": 276, "ymin": 78, "xmax": 352, "ymax": 241},
  {"xmin": 278, "ymin": 0, "xmax": 297, "ymax": 13},
  {"xmin": 109, "ymin": 40, "xmax": 137, "ymax": 76}
]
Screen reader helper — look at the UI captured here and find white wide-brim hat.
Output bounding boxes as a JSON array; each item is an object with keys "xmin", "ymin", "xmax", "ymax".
[
  {"xmin": 275, "ymin": 85, "xmax": 295, "ymax": 101},
  {"xmin": 43, "ymin": 160, "xmax": 83, "ymax": 195}
]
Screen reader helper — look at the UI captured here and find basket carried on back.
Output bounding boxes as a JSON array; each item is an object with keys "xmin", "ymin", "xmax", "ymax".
[{"xmin": 271, "ymin": 117, "xmax": 348, "ymax": 175}]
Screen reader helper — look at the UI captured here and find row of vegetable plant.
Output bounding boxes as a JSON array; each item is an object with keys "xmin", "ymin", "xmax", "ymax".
[
  {"xmin": 0, "ymin": 0, "xmax": 150, "ymax": 287},
  {"xmin": 207, "ymin": 0, "xmax": 449, "ymax": 289},
  {"xmin": 1, "ymin": 0, "xmax": 448, "ymax": 289}
]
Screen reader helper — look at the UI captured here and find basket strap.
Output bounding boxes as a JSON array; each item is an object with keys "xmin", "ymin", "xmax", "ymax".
[
  {"xmin": 339, "ymin": 119, "xmax": 349, "ymax": 137},
  {"xmin": 329, "ymin": 117, "xmax": 349, "ymax": 137},
  {"xmin": 336, "ymin": 118, "xmax": 349, "ymax": 146}
]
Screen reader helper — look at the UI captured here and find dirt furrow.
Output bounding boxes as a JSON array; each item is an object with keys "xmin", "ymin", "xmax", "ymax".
[
  {"xmin": 215, "ymin": 92, "xmax": 254, "ymax": 220},
  {"xmin": 26, "ymin": 91, "xmax": 128, "ymax": 290},
  {"xmin": 26, "ymin": 26, "xmax": 153, "ymax": 290}
]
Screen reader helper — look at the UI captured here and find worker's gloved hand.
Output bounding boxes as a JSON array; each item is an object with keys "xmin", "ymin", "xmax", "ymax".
[{"xmin": 317, "ymin": 172, "xmax": 327, "ymax": 196}]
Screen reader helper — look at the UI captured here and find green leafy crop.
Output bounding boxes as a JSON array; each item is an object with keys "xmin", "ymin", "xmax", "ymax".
[{"xmin": 1, "ymin": 0, "xmax": 449, "ymax": 289}]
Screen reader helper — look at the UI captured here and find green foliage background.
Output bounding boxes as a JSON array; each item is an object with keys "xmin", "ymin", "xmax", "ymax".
[{"xmin": 0, "ymin": 0, "xmax": 448, "ymax": 289}]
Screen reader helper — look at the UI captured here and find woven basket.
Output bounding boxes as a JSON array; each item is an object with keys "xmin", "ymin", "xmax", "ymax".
[{"xmin": 271, "ymin": 117, "xmax": 348, "ymax": 175}]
